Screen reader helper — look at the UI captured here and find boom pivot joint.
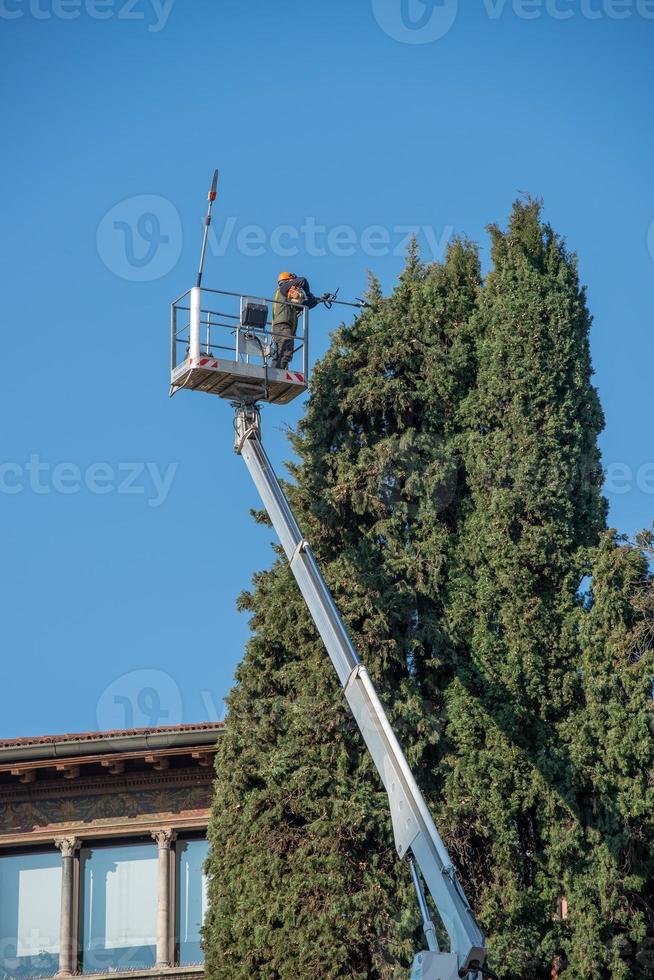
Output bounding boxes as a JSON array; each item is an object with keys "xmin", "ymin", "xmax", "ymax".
[{"xmin": 233, "ymin": 401, "xmax": 262, "ymax": 455}]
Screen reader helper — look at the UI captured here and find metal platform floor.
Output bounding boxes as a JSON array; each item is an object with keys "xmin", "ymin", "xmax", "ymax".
[{"xmin": 171, "ymin": 356, "xmax": 306, "ymax": 405}]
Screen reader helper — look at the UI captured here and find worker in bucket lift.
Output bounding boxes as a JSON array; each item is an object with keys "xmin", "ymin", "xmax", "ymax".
[{"xmin": 272, "ymin": 272, "xmax": 326, "ymax": 370}]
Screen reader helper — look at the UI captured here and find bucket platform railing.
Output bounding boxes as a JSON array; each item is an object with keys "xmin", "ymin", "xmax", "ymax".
[{"xmin": 170, "ymin": 285, "xmax": 309, "ymax": 405}]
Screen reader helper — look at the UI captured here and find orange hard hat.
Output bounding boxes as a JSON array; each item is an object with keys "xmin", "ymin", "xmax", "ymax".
[{"xmin": 278, "ymin": 271, "xmax": 294, "ymax": 282}]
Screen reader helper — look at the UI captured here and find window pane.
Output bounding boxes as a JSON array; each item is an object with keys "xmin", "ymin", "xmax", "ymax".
[
  {"xmin": 80, "ymin": 843, "xmax": 157, "ymax": 973},
  {"xmin": 0, "ymin": 850, "xmax": 61, "ymax": 978},
  {"xmin": 176, "ymin": 839, "xmax": 208, "ymax": 965}
]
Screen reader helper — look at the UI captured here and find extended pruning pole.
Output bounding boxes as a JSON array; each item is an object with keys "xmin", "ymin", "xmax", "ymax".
[
  {"xmin": 196, "ymin": 169, "xmax": 219, "ymax": 288},
  {"xmin": 233, "ymin": 403, "xmax": 488, "ymax": 980},
  {"xmin": 329, "ymin": 296, "xmax": 371, "ymax": 309},
  {"xmin": 320, "ymin": 288, "xmax": 372, "ymax": 310}
]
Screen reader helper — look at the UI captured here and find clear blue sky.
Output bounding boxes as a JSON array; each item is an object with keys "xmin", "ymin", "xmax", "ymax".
[{"xmin": 1, "ymin": 0, "xmax": 652, "ymax": 738}]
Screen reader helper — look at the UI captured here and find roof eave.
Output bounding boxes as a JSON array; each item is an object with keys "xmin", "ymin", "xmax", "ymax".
[{"xmin": 0, "ymin": 726, "xmax": 223, "ymax": 764}]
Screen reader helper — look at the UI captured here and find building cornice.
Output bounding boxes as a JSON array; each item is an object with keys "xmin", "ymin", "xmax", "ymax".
[{"xmin": 1, "ymin": 763, "xmax": 212, "ymax": 804}]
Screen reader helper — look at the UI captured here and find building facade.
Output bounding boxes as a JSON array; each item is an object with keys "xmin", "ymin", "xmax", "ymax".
[{"xmin": 0, "ymin": 724, "xmax": 223, "ymax": 980}]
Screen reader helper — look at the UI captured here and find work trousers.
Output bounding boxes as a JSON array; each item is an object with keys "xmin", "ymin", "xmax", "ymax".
[{"xmin": 272, "ymin": 321, "xmax": 296, "ymax": 369}]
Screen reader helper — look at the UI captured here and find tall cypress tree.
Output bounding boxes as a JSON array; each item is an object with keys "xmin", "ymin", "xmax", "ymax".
[
  {"xmin": 204, "ymin": 202, "xmax": 644, "ymax": 979},
  {"xmin": 558, "ymin": 529, "xmax": 654, "ymax": 978},
  {"xmin": 438, "ymin": 200, "xmax": 607, "ymax": 978},
  {"xmin": 204, "ymin": 241, "xmax": 482, "ymax": 979}
]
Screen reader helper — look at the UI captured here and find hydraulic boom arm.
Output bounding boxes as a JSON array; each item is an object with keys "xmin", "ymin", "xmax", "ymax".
[{"xmin": 234, "ymin": 404, "xmax": 488, "ymax": 980}]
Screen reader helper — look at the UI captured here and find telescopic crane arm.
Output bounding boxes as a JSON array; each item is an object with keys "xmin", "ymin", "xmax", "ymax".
[{"xmin": 234, "ymin": 403, "xmax": 489, "ymax": 980}]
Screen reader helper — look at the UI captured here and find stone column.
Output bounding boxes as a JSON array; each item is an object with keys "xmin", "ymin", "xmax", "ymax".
[
  {"xmin": 152, "ymin": 828, "xmax": 176, "ymax": 968},
  {"xmin": 54, "ymin": 836, "xmax": 80, "ymax": 977}
]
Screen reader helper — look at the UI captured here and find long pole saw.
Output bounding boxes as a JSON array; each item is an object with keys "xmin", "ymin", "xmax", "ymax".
[
  {"xmin": 321, "ymin": 289, "xmax": 372, "ymax": 311},
  {"xmin": 196, "ymin": 169, "xmax": 219, "ymax": 288}
]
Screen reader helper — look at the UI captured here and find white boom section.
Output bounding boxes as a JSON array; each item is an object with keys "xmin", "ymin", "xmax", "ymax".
[{"xmin": 234, "ymin": 406, "xmax": 487, "ymax": 977}]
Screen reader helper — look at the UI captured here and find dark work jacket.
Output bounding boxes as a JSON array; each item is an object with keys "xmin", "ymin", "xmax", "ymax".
[{"xmin": 272, "ymin": 276, "xmax": 319, "ymax": 331}]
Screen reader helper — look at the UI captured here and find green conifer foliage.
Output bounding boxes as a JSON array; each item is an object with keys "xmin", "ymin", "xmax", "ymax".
[
  {"xmin": 204, "ymin": 242, "xmax": 481, "ymax": 979},
  {"xmin": 558, "ymin": 530, "xmax": 654, "ymax": 978},
  {"xmin": 439, "ymin": 201, "xmax": 607, "ymax": 977},
  {"xmin": 204, "ymin": 201, "xmax": 649, "ymax": 980}
]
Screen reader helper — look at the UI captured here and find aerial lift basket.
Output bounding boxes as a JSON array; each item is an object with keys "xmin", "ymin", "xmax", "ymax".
[{"xmin": 170, "ymin": 286, "xmax": 309, "ymax": 405}]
